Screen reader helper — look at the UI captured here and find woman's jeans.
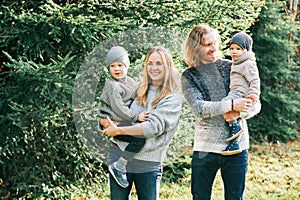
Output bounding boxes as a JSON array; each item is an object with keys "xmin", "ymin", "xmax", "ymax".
[
  {"xmin": 109, "ymin": 168, "xmax": 162, "ymax": 200},
  {"xmin": 192, "ymin": 150, "xmax": 248, "ymax": 200},
  {"xmin": 108, "ymin": 143, "xmax": 162, "ymax": 200}
]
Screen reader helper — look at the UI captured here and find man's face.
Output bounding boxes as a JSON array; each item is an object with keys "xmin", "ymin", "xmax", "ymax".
[{"xmin": 198, "ymin": 32, "xmax": 219, "ymax": 64}]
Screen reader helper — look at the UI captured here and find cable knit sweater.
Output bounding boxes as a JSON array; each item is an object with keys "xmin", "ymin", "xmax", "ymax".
[
  {"xmin": 115, "ymin": 85, "xmax": 182, "ymax": 163},
  {"xmin": 181, "ymin": 59, "xmax": 261, "ymax": 153},
  {"xmin": 98, "ymin": 76, "xmax": 139, "ymax": 123}
]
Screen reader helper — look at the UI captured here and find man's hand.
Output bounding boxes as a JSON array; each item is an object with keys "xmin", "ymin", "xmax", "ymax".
[{"xmin": 233, "ymin": 98, "xmax": 253, "ymax": 112}]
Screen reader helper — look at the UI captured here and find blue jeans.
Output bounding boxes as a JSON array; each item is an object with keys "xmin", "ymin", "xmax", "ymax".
[
  {"xmin": 109, "ymin": 168, "xmax": 163, "ymax": 200},
  {"xmin": 192, "ymin": 150, "xmax": 248, "ymax": 200},
  {"xmin": 108, "ymin": 143, "xmax": 163, "ymax": 200}
]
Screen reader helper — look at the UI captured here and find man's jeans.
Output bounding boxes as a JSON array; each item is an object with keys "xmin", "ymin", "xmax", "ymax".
[
  {"xmin": 109, "ymin": 168, "xmax": 162, "ymax": 200},
  {"xmin": 192, "ymin": 150, "xmax": 248, "ymax": 200}
]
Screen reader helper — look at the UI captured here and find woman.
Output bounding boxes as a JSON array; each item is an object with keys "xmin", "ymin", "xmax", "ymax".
[{"xmin": 101, "ymin": 46, "xmax": 182, "ymax": 200}]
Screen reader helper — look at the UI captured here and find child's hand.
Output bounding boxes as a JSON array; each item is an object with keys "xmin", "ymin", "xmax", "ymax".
[
  {"xmin": 247, "ymin": 94, "xmax": 259, "ymax": 102},
  {"xmin": 138, "ymin": 111, "xmax": 150, "ymax": 122}
]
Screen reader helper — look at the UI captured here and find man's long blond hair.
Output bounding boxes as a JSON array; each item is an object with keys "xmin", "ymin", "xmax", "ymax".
[
  {"xmin": 184, "ymin": 23, "xmax": 221, "ymax": 67},
  {"xmin": 136, "ymin": 46, "xmax": 180, "ymax": 108}
]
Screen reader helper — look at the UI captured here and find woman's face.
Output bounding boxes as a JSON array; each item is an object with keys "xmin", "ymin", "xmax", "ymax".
[{"xmin": 147, "ymin": 51, "xmax": 166, "ymax": 87}]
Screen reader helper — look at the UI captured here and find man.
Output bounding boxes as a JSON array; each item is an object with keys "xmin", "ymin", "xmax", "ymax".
[{"xmin": 181, "ymin": 24, "xmax": 261, "ymax": 200}]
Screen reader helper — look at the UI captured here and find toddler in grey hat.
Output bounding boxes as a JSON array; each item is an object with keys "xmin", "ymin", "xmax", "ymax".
[
  {"xmin": 221, "ymin": 32, "xmax": 261, "ymax": 156},
  {"xmin": 98, "ymin": 46, "xmax": 149, "ymax": 188}
]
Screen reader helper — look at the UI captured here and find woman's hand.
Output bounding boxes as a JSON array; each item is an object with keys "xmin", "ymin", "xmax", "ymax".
[
  {"xmin": 223, "ymin": 111, "xmax": 240, "ymax": 122},
  {"xmin": 103, "ymin": 117, "xmax": 121, "ymax": 137},
  {"xmin": 99, "ymin": 118, "xmax": 120, "ymax": 129}
]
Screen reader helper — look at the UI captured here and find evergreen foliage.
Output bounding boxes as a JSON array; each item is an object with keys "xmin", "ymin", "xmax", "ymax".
[
  {"xmin": 249, "ymin": 0, "xmax": 300, "ymax": 142},
  {"xmin": 1, "ymin": 0, "xmax": 297, "ymax": 198},
  {"xmin": 0, "ymin": 53, "xmax": 107, "ymax": 198}
]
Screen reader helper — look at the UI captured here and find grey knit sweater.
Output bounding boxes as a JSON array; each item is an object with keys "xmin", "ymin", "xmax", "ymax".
[
  {"xmin": 181, "ymin": 59, "xmax": 261, "ymax": 153},
  {"xmin": 98, "ymin": 76, "xmax": 139, "ymax": 123},
  {"xmin": 115, "ymin": 85, "xmax": 182, "ymax": 163}
]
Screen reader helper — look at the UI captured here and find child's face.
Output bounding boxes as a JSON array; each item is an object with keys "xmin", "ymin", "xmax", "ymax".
[
  {"xmin": 229, "ymin": 43, "xmax": 246, "ymax": 61},
  {"xmin": 109, "ymin": 61, "xmax": 128, "ymax": 80}
]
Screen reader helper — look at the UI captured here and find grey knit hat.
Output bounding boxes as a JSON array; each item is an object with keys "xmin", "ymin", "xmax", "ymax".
[
  {"xmin": 230, "ymin": 32, "xmax": 253, "ymax": 51},
  {"xmin": 106, "ymin": 46, "xmax": 130, "ymax": 67}
]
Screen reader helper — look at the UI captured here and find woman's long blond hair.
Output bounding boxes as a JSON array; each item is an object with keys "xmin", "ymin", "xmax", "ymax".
[
  {"xmin": 136, "ymin": 46, "xmax": 180, "ymax": 108},
  {"xmin": 184, "ymin": 23, "xmax": 221, "ymax": 67}
]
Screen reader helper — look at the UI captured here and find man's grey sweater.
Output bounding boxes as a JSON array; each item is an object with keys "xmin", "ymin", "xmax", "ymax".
[{"xmin": 181, "ymin": 59, "xmax": 260, "ymax": 153}]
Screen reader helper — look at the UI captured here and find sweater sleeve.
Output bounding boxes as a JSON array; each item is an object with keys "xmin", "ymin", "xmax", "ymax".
[
  {"xmin": 238, "ymin": 60, "xmax": 262, "ymax": 119},
  {"xmin": 240, "ymin": 99, "xmax": 261, "ymax": 119},
  {"xmin": 141, "ymin": 92, "xmax": 182, "ymax": 138},
  {"xmin": 243, "ymin": 61, "xmax": 261, "ymax": 96},
  {"xmin": 181, "ymin": 70, "xmax": 231, "ymax": 119},
  {"xmin": 101, "ymin": 80, "xmax": 138, "ymax": 121}
]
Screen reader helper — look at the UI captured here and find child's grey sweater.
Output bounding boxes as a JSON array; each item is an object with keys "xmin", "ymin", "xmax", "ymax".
[
  {"xmin": 98, "ymin": 76, "xmax": 138, "ymax": 123},
  {"xmin": 181, "ymin": 59, "xmax": 261, "ymax": 153}
]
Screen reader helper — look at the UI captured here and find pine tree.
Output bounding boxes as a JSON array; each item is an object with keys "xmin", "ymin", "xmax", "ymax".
[{"xmin": 249, "ymin": 0, "xmax": 300, "ymax": 142}]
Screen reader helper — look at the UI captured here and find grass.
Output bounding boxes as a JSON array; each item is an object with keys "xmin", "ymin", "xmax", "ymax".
[
  {"xmin": 160, "ymin": 141, "xmax": 300, "ymax": 200},
  {"xmin": 74, "ymin": 141, "xmax": 300, "ymax": 200}
]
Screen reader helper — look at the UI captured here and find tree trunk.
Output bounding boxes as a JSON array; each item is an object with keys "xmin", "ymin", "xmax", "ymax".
[{"xmin": 289, "ymin": 0, "xmax": 298, "ymax": 21}]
